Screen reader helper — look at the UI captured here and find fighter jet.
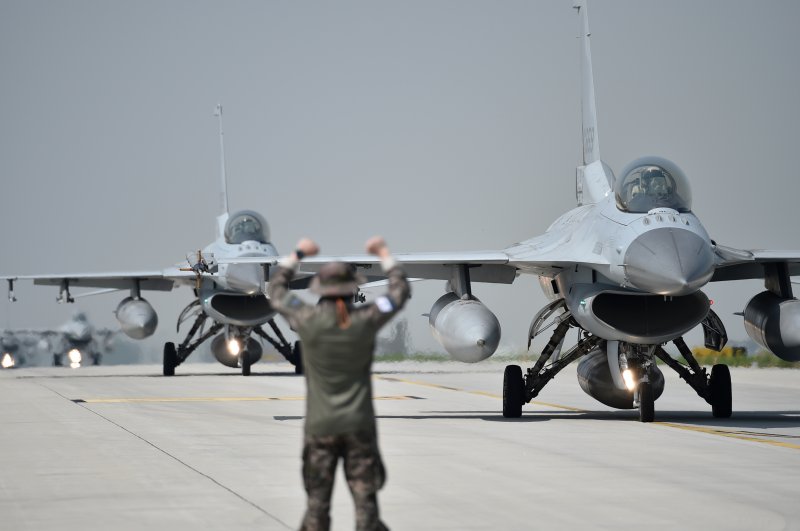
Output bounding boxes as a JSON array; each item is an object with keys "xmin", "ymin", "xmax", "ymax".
[
  {"xmin": 46, "ymin": 310, "xmax": 99, "ymax": 367},
  {"xmin": 222, "ymin": 1, "xmax": 800, "ymax": 422},
  {"xmin": 3, "ymin": 106, "xmax": 303, "ymax": 376},
  {"xmin": 0, "ymin": 311, "xmax": 113, "ymax": 368}
]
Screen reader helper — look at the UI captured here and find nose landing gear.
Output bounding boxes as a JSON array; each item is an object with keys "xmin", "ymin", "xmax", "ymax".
[
  {"xmin": 619, "ymin": 344, "xmax": 658, "ymax": 422},
  {"xmin": 635, "ymin": 381, "xmax": 655, "ymax": 423},
  {"xmin": 239, "ymin": 351, "xmax": 252, "ymax": 376}
]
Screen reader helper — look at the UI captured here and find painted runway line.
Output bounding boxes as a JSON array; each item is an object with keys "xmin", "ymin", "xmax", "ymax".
[{"xmin": 73, "ymin": 395, "xmax": 424, "ymax": 404}]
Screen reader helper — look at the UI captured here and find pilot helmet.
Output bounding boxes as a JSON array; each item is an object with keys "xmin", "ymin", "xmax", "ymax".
[{"xmin": 641, "ymin": 167, "xmax": 668, "ymax": 194}]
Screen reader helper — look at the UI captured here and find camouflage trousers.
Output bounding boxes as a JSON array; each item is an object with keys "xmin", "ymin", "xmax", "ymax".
[{"xmin": 300, "ymin": 430, "xmax": 388, "ymax": 531}]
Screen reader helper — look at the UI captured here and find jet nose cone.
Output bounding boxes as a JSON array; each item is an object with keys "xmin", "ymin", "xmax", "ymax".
[
  {"xmin": 624, "ymin": 227, "xmax": 715, "ymax": 296},
  {"xmin": 226, "ymin": 264, "xmax": 264, "ymax": 295}
]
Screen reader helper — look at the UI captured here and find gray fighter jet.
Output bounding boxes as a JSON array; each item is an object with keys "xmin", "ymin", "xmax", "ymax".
[
  {"xmin": 1, "ymin": 311, "xmax": 114, "ymax": 368},
  {"xmin": 223, "ymin": 1, "xmax": 800, "ymax": 422},
  {"xmin": 3, "ymin": 106, "xmax": 303, "ymax": 376},
  {"xmin": 49, "ymin": 310, "xmax": 98, "ymax": 367}
]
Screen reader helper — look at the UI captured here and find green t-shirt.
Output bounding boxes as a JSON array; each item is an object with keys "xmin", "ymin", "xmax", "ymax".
[{"xmin": 268, "ymin": 264, "xmax": 410, "ymax": 436}]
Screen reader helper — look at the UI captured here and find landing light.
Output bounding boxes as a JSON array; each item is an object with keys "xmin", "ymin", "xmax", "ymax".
[
  {"xmin": 227, "ymin": 339, "xmax": 241, "ymax": 356},
  {"xmin": 1, "ymin": 353, "xmax": 14, "ymax": 369},
  {"xmin": 622, "ymin": 369, "xmax": 636, "ymax": 391},
  {"xmin": 68, "ymin": 348, "xmax": 82, "ymax": 369}
]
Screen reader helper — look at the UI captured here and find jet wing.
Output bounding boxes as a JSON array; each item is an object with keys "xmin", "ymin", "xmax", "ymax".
[
  {"xmin": 221, "ymin": 251, "xmax": 520, "ymax": 284},
  {"xmin": 711, "ymin": 244, "xmax": 800, "ymax": 282},
  {"xmin": 1, "ymin": 268, "xmax": 196, "ymax": 292}
]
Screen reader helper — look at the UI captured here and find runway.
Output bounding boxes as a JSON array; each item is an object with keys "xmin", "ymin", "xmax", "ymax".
[{"xmin": 2, "ymin": 361, "xmax": 800, "ymax": 530}]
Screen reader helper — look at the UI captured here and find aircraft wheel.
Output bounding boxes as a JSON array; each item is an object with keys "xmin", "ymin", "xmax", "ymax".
[
  {"xmin": 163, "ymin": 342, "xmax": 177, "ymax": 376},
  {"xmin": 241, "ymin": 351, "xmax": 252, "ymax": 376},
  {"xmin": 638, "ymin": 381, "xmax": 655, "ymax": 423},
  {"xmin": 502, "ymin": 365, "xmax": 524, "ymax": 418},
  {"xmin": 53, "ymin": 353, "xmax": 63, "ymax": 367},
  {"xmin": 710, "ymin": 364, "xmax": 732, "ymax": 418},
  {"xmin": 293, "ymin": 341, "xmax": 303, "ymax": 375}
]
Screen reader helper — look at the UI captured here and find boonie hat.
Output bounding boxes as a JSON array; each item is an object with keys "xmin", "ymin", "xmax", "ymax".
[{"xmin": 310, "ymin": 262, "xmax": 366, "ymax": 297}]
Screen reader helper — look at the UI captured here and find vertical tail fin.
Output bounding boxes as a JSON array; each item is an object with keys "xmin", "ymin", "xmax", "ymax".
[
  {"xmin": 214, "ymin": 103, "xmax": 230, "ymax": 238},
  {"xmin": 576, "ymin": 0, "xmax": 600, "ymax": 165},
  {"xmin": 573, "ymin": 0, "xmax": 613, "ymax": 205}
]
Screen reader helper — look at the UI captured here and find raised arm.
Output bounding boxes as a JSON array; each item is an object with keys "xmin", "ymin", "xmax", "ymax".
[
  {"xmin": 363, "ymin": 237, "xmax": 411, "ymax": 329},
  {"xmin": 266, "ymin": 238, "xmax": 320, "ymax": 326}
]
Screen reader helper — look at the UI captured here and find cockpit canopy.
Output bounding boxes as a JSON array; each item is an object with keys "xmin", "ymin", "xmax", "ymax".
[
  {"xmin": 615, "ymin": 157, "xmax": 692, "ymax": 213},
  {"xmin": 224, "ymin": 210, "xmax": 271, "ymax": 244}
]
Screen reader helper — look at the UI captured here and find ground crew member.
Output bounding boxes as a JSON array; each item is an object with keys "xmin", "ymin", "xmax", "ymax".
[{"xmin": 267, "ymin": 236, "xmax": 411, "ymax": 531}]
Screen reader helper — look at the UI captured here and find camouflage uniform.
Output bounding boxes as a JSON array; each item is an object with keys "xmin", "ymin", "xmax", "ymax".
[{"xmin": 268, "ymin": 259, "xmax": 410, "ymax": 531}]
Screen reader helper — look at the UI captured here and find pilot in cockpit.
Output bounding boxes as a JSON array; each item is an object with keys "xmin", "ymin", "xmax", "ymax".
[
  {"xmin": 231, "ymin": 217, "xmax": 259, "ymax": 239},
  {"xmin": 615, "ymin": 158, "xmax": 692, "ymax": 214},
  {"xmin": 628, "ymin": 167, "xmax": 673, "ymax": 211},
  {"xmin": 224, "ymin": 211, "xmax": 270, "ymax": 244},
  {"xmin": 642, "ymin": 168, "xmax": 669, "ymax": 196}
]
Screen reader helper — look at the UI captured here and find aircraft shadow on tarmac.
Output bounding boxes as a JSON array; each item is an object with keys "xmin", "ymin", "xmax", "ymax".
[
  {"xmin": 639, "ymin": 410, "xmax": 800, "ymax": 430},
  {"xmin": 272, "ymin": 413, "xmax": 534, "ymax": 422},
  {"xmin": 276, "ymin": 410, "xmax": 800, "ymax": 429},
  {"xmin": 501, "ymin": 409, "xmax": 800, "ymax": 429},
  {"xmin": 493, "ymin": 409, "xmax": 800, "ymax": 429},
  {"xmin": 275, "ymin": 411, "xmax": 621, "ymax": 423},
  {"xmin": 152, "ymin": 371, "xmax": 301, "ymax": 378}
]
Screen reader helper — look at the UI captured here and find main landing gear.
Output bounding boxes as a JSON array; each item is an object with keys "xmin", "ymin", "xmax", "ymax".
[
  {"xmin": 503, "ymin": 304, "xmax": 732, "ymax": 422},
  {"xmin": 162, "ymin": 309, "xmax": 223, "ymax": 376},
  {"xmin": 654, "ymin": 338, "xmax": 731, "ymax": 419},
  {"xmin": 502, "ymin": 365, "xmax": 524, "ymax": 418},
  {"xmin": 503, "ymin": 308, "xmax": 603, "ymax": 418},
  {"xmin": 163, "ymin": 342, "xmax": 178, "ymax": 376},
  {"xmin": 163, "ymin": 304, "xmax": 302, "ymax": 376},
  {"xmin": 254, "ymin": 322, "xmax": 303, "ymax": 375}
]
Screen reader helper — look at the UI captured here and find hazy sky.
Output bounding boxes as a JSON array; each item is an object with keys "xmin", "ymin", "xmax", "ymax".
[{"xmin": 2, "ymin": 0, "xmax": 799, "ymax": 357}]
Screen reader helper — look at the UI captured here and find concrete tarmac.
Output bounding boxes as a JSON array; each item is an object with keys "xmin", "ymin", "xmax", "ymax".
[{"xmin": 2, "ymin": 360, "xmax": 800, "ymax": 530}]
